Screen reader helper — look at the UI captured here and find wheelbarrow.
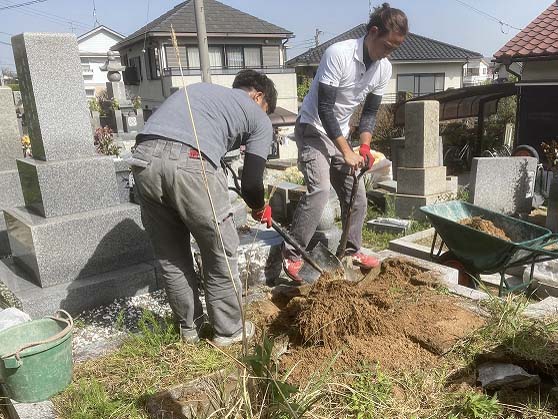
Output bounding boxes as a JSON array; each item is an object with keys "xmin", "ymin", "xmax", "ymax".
[{"xmin": 420, "ymin": 200, "xmax": 558, "ymax": 296}]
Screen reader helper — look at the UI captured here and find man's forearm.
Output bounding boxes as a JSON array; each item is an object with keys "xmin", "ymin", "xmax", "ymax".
[{"xmin": 359, "ymin": 132, "xmax": 372, "ymax": 147}]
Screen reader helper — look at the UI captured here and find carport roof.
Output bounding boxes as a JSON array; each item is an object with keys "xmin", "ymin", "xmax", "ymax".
[{"xmin": 394, "ymin": 83, "xmax": 517, "ymax": 126}]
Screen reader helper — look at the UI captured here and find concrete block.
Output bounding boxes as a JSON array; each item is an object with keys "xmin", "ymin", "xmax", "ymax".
[
  {"xmin": 114, "ymin": 158, "xmax": 131, "ymax": 204},
  {"xmin": 447, "ymin": 176, "xmax": 458, "ymax": 194},
  {"xmin": 308, "ymin": 226, "xmax": 342, "ymax": 254},
  {"xmin": 395, "ymin": 192, "xmax": 446, "ymax": 220},
  {"xmin": 268, "ymin": 181, "xmax": 306, "ymax": 223},
  {"xmin": 524, "ymin": 297, "xmax": 558, "ymax": 319},
  {"xmin": 469, "ymin": 157, "xmax": 537, "ymax": 215},
  {"xmin": 0, "ymin": 307, "xmax": 31, "ymax": 332},
  {"xmin": 367, "ymin": 218, "xmax": 410, "ymax": 235},
  {"xmin": 4, "ymin": 204, "xmax": 153, "ymax": 287},
  {"xmin": 397, "ymin": 166, "xmax": 447, "ymax": 195},
  {"xmin": 403, "ymin": 101, "xmax": 440, "ymax": 168},
  {"xmin": 0, "ymin": 258, "xmax": 158, "ymax": 318},
  {"xmin": 0, "ymin": 87, "xmax": 21, "ymax": 170},
  {"xmin": 388, "ymin": 227, "xmax": 435, "ymax": 260},
  {"xmin": 12, "ymin": 33, "xmax": 95, "ymax": 161},
  {"xmin": 0, "ymin": 169, "xmax": 24, "ymax": 208},
  {"xmin": 17, "ymin": 156, "xmax": 120, "ymax": 218}
]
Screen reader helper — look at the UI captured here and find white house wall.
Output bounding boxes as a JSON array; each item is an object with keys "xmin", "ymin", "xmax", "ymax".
[
  {"xmin": 79, "ymin": 31, "xmax": 124, "ymax": 54},
  {"xmin": 521, "ymin": 60, "xmax": 558, "ymax": 82},
  {"xmin": 384, "ymin": 61, "xmax": 464, "ymax": 103},
  {"xmin": 162, "ymin": 72, "xmax": 298, "ymax": 113}
]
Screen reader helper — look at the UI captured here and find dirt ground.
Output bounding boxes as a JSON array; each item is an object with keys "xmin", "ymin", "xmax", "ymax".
[
  {"xmin": 249, "ymin": 258, "xmax": 485, "ymax": 384},
  {"xmin": 459, "ymin": 217, "xmax": 511, "ymax": 241}
]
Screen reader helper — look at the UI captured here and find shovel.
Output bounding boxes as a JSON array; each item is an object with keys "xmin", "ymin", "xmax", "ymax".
[
  {"xmin": 336, "ymin": 168, "xmax": 369, "ymax": 281},
  {"xmin": 222, "ymin": 160, "xmax": 342, "ymax": 284}
]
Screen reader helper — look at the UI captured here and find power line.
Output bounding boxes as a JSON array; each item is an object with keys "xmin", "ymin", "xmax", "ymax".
[
  {"xmin": 452, "ymin": 0, "xmax": 522, "ymax": 33},
  {"xmin": 0, "ymin": 40, "xmax": 12, "ymax": 46},
  {"xmin": 0, "ymin": 0, "xmax": 47, "ymax": 11},
  {"xmin": 0, "ymin": 0, "xmax": 90, "ymax": 30},
  {"xmin": 0, "ymin": 31, "xmax": 13, "ymax": 36}
]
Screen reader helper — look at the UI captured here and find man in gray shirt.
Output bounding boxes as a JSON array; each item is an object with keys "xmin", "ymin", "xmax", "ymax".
[{"xmin": 130, "ymin": 70, "xmax": 276, "ymax": 346}]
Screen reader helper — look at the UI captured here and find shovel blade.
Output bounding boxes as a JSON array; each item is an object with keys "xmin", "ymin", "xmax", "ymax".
[{"xmin": 299, "ymin": 242, "xmax": 343, "ymax": 284}]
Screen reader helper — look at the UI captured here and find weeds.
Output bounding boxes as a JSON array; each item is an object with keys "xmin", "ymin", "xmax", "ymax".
[
  {"xmin": 53, "ymin": 310, "xmax": 233, "ymax": 419},
  {"xmin": 446, "ymin": 390, "xmax": 502, "ymax": 419}
]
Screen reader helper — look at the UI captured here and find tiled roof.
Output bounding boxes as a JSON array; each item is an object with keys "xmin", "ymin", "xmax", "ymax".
[
  {"xmin": 116, "ymin": 0, "xmax": 292, "ymax": 48},
  {"xmin": 494, "ymin": 2, "xmax": 558, "ymax": 62},
  {"xmin": 286, "ymin": 24, "xmax": 482, "ymax": 66}
]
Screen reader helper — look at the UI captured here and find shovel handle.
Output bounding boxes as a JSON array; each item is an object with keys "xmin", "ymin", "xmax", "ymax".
[
  {"xmin": 271, "ymin": 220, "xmax": 324, "ymax": 274},
  {"xmin": 337, "ymin": 169, "xmax": 367, "ymax": 258}
]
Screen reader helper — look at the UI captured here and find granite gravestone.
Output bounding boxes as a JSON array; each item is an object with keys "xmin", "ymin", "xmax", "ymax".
[
  {"xmin": 394, "ymin": 101, "xmax": 458, "ymax": 219},
  {"xmin": 469, "ymin": 157, "xmax": 537, "ymax": 215},
  {"xmin": 0, "ymin": 33, "xmax": 156, "ymax": 317},
  {"xmin": 0, "ymin": 87, "xmax": 24, "ymax": 256}
]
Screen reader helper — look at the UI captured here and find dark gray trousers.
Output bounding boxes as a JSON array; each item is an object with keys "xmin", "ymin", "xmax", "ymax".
[
  {"xmin": 130, "ymin": 139, "xmax": 242, "ymax": 337},
  {"xmin": 284, "ymin": 121, "xmax": 367, "ymax": 259}
]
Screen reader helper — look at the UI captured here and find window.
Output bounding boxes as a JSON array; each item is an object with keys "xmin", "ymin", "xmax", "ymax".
[
  {"xmin": 465, "ymin": 68, "xmax": 480, "ymax": 76},
  {"xmin": 244, "ymin": 47, "xmax": 262, "ymax": 68},
  {"xmin": 85, "ymin": 88, "xmax": 95, "ymax": 97},
  {"xmin": 209, "ymin": 46, "xmax": 223, "ymax": 68},
  {"xmin": 396, "ymin": 73, "xmax": 445, "ymax": 97},
  {"xmin": 187, "ymin": 46, "xmax": 200, "ymax": 69},
  {"xmin": 164, "ymin": 44, "xmax": 262, "ymax": 70},
  {"xmin": 146, "ymin": 48, "xmax": 160, "ymax": 80},
  {"xmin": 483, "ymin": 67, "xmax": 487, "ymax": 75},
  {"xmin": 128, "ymin": 56, "xmax": 142, "ymax": 82}
]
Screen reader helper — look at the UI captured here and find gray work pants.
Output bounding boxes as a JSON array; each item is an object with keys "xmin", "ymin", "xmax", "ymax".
[
  {"xmin": 130, "ymin": 139, "xmax": 242, "ymax": 337},
  {"xmin": 284, "ymin": 121, "xmax": 367, "ymax": 258}
]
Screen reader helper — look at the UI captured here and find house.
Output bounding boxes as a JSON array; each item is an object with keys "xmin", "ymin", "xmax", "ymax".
[
  {"xmin": 77, "ymin": 25, "xmax": 125, "ymax": 98},
  {"xmin": 463, "ymin": 57, "xmax": 492, "ymax": 86},
  {"xmin": 493, "ymin": 1, "xmax": 558, "ymax": 157},
  {"xmin": 286, "ymin": 24, "xmax": 483, "ymax": 104},
  {"xmin": 111, "ymin": 0, "xmax": 297, "ymax": 113}
]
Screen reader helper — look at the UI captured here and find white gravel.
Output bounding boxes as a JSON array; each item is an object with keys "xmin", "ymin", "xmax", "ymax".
[{"xmin": 72, "ymin": 289, "xmax": 173, "ymax": 353}]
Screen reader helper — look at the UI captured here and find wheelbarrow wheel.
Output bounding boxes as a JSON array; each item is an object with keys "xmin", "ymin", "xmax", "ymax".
[{"xmin": 438, "ymin": 252, "xmax": 479, "ymax": 289}]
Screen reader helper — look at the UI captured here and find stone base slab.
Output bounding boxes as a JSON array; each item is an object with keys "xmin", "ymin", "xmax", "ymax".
[
  {"xmin": 397, "ymin": 166, "xmax": 447, "ymax": 195},
  {"xmin": 0, "ymin": 257, "xmax": 158, "ymax": 318},
  {"xmin": 0, "ymin": 169, "xmax": 25, "ymax": 257},
  {"xmin": 394, "ymin": 193, "xmax": 445, "ymax": 220},
  {"xmin": 5, "ymin": 203, "xmax": 153, "ymax": 288},
  {"xmin": 17, "ymin": 156, "xmax": 120, "ymax": 218}
]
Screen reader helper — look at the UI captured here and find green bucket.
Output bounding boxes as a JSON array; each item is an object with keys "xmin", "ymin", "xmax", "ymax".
[{"xmin": 0, "ymin": 309, "xmax": 74, "ymax": 403}]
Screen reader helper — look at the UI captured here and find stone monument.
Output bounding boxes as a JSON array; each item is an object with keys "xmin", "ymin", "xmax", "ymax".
[
  {"xmin": 0, "ymin": 33, "xmax": 156, "ymax": 317},
  {"xmin": 394, "ymin": 101, "xmax": 457, "ymax": 219},
  {"xmin": 0, "ymin": 88, "xmax": 24, "ymax": 257},
  {"xmin": 100, "ymin": 51, "xmax": 144, "ymax": 136}
]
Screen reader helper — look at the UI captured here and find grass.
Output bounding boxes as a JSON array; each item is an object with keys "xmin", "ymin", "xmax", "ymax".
[
  {"xmin": 54, "ymin": 292, "xmax": 558, "ymax": 419},
  {"xmin": 53, "ymin": 310, "xmax": 235, "ymax": 419}
]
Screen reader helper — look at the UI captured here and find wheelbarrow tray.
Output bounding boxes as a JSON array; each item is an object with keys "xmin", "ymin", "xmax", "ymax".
[{"xmin": 420, "ymin": 201, "xmax": 552, "ymax": 274}]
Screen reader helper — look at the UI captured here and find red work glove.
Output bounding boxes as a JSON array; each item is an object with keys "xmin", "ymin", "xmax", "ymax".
[
  {"xmin": 252, "ymin": 205, "xmax": 272, "ymax": 228},
  {"xmin": 359, "ymin": 144, "xmax": 375, "ymax": 171}
]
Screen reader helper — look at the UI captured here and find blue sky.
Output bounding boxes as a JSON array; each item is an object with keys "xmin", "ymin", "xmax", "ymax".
[{"xmin": 0, "ymin": 0, "xmax": 552, "ymax": 70}]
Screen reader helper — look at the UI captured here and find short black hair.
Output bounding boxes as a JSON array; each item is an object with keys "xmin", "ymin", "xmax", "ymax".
[
  {"xmin": 367, "ymin": 3, "xmax": 408, "ymax": 36},
  {"xmin": 232, "ymin": 69, "xmax": 277, "ymax": 114}
]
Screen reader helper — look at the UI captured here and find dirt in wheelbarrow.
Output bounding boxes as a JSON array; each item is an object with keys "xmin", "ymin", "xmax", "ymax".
[
  {"xmin": 459, "ymin": 216, "xmax": 511, "ymax": 241},
  {"xmin": 248, "ymin": 258, "xmax": 484, "ymax": 384}
]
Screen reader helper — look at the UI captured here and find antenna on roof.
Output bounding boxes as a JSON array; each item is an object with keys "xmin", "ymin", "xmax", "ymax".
[{"xmin": 92, "ymin": 0, "xmax": 100, "ymax": 27}]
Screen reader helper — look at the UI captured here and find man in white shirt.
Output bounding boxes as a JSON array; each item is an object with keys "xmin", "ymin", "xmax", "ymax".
[{"xmin": 284, "ymin": 3, "xmax": 408, "ymax": 281}]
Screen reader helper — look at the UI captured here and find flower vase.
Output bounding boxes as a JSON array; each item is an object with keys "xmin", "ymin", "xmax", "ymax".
[{"xmin": 546, "ymin": 171, "xmax": 558, "ymax": 232}]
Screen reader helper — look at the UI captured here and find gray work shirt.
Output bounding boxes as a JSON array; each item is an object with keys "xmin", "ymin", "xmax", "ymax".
[{"xmin": 137, "ymin": 83, "xmax": 273, "ymax": 166}]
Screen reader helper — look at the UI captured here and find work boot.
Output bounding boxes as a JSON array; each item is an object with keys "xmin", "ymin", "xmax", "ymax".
[
  {"xmin": 180, "ymin": 315, "xmax": 209, "ymax": 345},
  {"xmin": 180, "ymin": 327, "xmax": 200, "ymax": 345},
  {"xmin": 212, "ymin": 321, "xmax": 255, "ymax": 348},
  {"xmin": 283, "ymin": 257, "xmax": 304, "ymax": 283},
  {"xmin": 350, "ymin": 252, "xmax": 380, "ymax": 269}
]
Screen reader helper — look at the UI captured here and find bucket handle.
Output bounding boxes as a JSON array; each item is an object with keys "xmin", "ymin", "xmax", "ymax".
[{"xmin": 1, "ymin": 309, "xmax": 74, "ymax": 369}]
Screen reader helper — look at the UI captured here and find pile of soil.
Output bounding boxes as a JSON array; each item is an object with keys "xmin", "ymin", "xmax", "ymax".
[
  {"xmin": 459, "ymin": 216, "xmax": 511, "ymax": 241},
  {"xmin": 250, "ymin": 258, "xmax": 484, "ymax": 383}
]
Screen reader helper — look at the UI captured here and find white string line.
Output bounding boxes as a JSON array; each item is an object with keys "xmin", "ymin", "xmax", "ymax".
[{"xmin": 170, "ymin": 25, "xmax": 248, "ymax": 353}]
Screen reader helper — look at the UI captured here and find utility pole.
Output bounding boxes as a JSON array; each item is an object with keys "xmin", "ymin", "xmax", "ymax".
[
  {"xmin": 194, "ymin": 0, "xmax": 211, "ymax": 83},
  {"xmin": 314, "ymin": 28, "xmax": 323, "ymax": 47}
]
